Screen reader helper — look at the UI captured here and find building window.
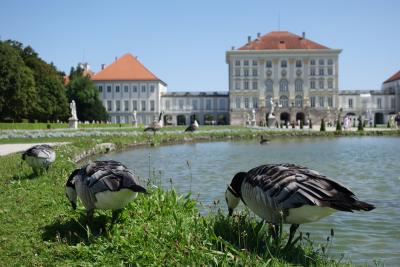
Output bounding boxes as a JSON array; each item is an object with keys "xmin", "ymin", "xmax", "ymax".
[
  {"xmin": 310, "ymin": 96, "xmax": 316, "ymax": 107},
  {"xmin": 252, "ymin": 81, "xmax": 258, "ymax": 90},
  {"xmin": 116, "ymin": 100, "xmax": 121, "ymax": 111},
  {"xmin": 319, "ymin": 68, "xmax": 324, "ymax": 76},
  {"xmin": 310, "ymin": 68, "xmax": 316, "ymax": 76},
  {"xmin": 244, "ymin": 69, "xmax": 249, "ymax": 77},
  {"xmin": 295, "ymin": 95, "xmax": 303, "ymax": 107},
  {"xmin": 235, "ymin": 60, "xmax": 240, "ymax": 66},
  {"xmin": 244, "ymin": 98, "xmax": 249, "ymax": 109},
  {"xmin": 165, "ymin": 100, "xmax": 170, "ymax": 110},
  {"xmin": 295, "ymin": 79, "xmax": 303, "ymax": 92},
  {"xmin": 252, "ymin": 97, "xmax": 258, "ymax": 108},
  {"xmin": 327, "ymin": 59, "xmax": 333, "ymax": 65},
  {"xmin": 328, "ymin": 96, "xmax": 333, "ymax": 107},
  {"xmin": 296, "ymin": 60, "xmax": 302, "ymax": 68},
  {"xmin": 328, "ymin": 67, "xmax": 333, "ymax": 75},
  {"xmin": 391, "ymin": 98, "xmax": 395, "ymax": 109},
  {"xmin": 98, "ymin": 86, "xmax": 103, "ymax": 93},
  {"xmin": 348, "ymin": 98, "xmax": 353, "ymax": 108},
  {"xmin": 280, "ymin": 95, "xmax": 289, "ymax": 108},
  {"xmin": 124, "ymin": 100, "xmax": 129, "ymax": 111},
  {"xmin": 265, "ymin": 79, "xmax": 273, "ymax": 92},
  {"xmin": 141, "ymin": 86, "xmax": 146, "ymax": 93},
  {"xmin": 279, "ymin": 79, "xmax": 288, "ymax": 92},
  {"xmin": 107, "ymin": 85, "xmax": 112, "ymax": 93},
  {"xmin": 132, "ymin": 100, "xmax": 137, "ymax": 111},
  {"xmin": 116, "ymin": 85, "xmax": 120, "ymax": 93},
  {"xmin": 124, "ymin": 85, "xmax": 129, "ymax": 93},
  {"xmin": 310, "ymin": 80, "xmax": 316, "ymax": 89},
  {"xmin": 235, "ymin": 97, "xmax": 241, "ymax": 109},
  {"xmin": 192, "ymin": 99, "xmax": 198, "ymax": 110},
  {"xmin": 141, "ymin": 100, "xmax": 146, "ymax": 111},
  {"xmin": 179, "ymin": 99, "xmax": 184, "ymax": 110},
  {"xmin": 244, "ymin": 60, "xmax": 249, "ymax": 66},
  {"xmin": 319, "ymin": 96, "xmax": 324, "ymax": 107},
  {"xmin": 150, "ymin": 85, "xmax": 155, "ymax": 93},
  {"xmin": 107, "ymin": 100, "xmax": 112, "ymax": 111},
  {"xmin": 319, "ymin": 79, "xmax": 324, "ymax": 89},
  {"xmin": 150, "ymin": 100, "xmax": 155, "ymax": 111},
  {"xmin": 244, "ymin": 81, "xmax": 249, "ymax": 90},
  {"xmin": 319, "ymin": 59, "xmax": 324, "ymax": 65},
  {"xmin": 266, "ymin": 60, "xmax": 272, "ymax": 68},
  {"xmin": 328, "ymin": 79, "xmax": 333, "ymax": 89},
  {"xmin": 252, "ymin": 69, "xmax": 258, "ymax": 76},
  {"xmin": 235, "ymin": 69, "xmax": 240, "ymax": 76},
  {"xmin": 266, "ymin": 95, "xmax": 273, "ymax": 108},
  {"xmin": 133, "ymin": 85, "xmax": 137, "ymax": 92},
  {"xmin": 206, "ymin": 99, "xmax": 212, "ymax": 110},
  {"xmin": 377, "ymin": 98, "xmax": 382, "ymax": 109},
  {"xmin": 310, "ymin": 59, "xmax": 316, "ymax": 65},
  {"xmin": 235, "ymin": 81, "xmax": 241, "ymax": 90},
  {"xmin": 281, "ymin": 60, "xmax": 287, "ymax": 68},
  {"xmin": 252, "ymin": 60, "xmax": 258, "ymax": 66},
  {"xmin": 219, "ymin": 99, "xmax": 226, "ymax": 110}
]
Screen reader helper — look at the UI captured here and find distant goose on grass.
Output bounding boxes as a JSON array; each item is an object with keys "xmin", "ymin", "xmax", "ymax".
[
  {"xmin": 65, "ymin": 160, "xmax": 147, "ymax": 222},
  {"xmin": 144, "ymin": 111, "xmax": 164, "ymax": 135},
  {"xmin": 22, "ymin": 144, "xmax": 56, "ymax": 174},
  {"xmin": 185, "ymin": 120, "xmax": 199, "ymax": 132},
  {"xmin": 225, "ymin": 163, "xmax": 375, "ymax": 247},
  {"xmin": 260, "ymin": 135, "xmax": 271, "ymax": 144}
]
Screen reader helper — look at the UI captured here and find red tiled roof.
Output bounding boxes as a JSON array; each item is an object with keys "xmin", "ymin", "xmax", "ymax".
[
  {"xmin": 238, "ymin": 31, "xmax": 329, "ymax": 50},
  {"xmin": 383, "ymin": 70, "xmax": 400, "ymax": 84},
  {"xmin": 92, "ymin": 53, "xmax": 161, "ymax": 81}
]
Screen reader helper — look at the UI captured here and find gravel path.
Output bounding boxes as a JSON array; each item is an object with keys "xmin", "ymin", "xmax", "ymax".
[{"xmin": 0, "ymin": 142, "xmax": 70, "ymax": 156}]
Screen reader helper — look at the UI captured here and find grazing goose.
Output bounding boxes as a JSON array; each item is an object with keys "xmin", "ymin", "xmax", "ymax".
[
  {"xmin": 259, "ymin": 135, "xmax": 271, "ymax": 144},
  {"xmin": 65, "ymin": 160, "xmax": 147, "ymax": 222},
  {"xmin": 185, "ymin": 120, "xmax": 199, "ymax": 132},
  {"xmin": 22, "ymin": 144, "xmax": 56, "ymax": 174},
  {"xmin": 225, "ymin": 163, "xmax": 375, "ymax": 247},
  {"xmin": 144, "ymin": 111, "xmax": 164, "ymax": 134}
]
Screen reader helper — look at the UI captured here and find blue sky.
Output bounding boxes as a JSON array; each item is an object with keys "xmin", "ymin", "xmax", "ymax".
[{"xmin": 1, "ymin": 0, "xmax": 399, "ymax": 91}]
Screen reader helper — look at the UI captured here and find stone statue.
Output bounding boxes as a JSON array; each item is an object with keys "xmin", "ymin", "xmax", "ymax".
[
  {"xmin": 70, "ymin": 100, "xmax": 77, "ymax": 120},
  {"xmin": 133, "ymin": 110, "xmax": 137, "ymax": 121},
  {"xmin": 270, "ymin": 98, "xmax": 275, "ymax": 115}
]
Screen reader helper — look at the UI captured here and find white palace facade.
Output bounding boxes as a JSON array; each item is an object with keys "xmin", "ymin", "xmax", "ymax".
[{"xmin": 91, "ymin": 31, "xmax": 399, "ymax": 126}]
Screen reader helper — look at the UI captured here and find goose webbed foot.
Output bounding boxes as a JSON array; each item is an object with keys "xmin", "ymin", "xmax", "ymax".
[
  {"xmin": 268, "ymin": 223, "xmax": 280, "ymax": 241},
  {"xmin": 284, "ymin": 224, "xmax": 299, "ymax": 250}
]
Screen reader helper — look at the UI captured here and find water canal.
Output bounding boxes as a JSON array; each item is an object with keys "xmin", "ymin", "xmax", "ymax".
[{"xmin": 97, "ymin": 136, "xmax": 400, "ymax": 265}]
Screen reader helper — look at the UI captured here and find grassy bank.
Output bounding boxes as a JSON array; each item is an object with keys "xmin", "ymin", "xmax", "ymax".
[{"xmin": 0, "ymin": 136, "xmax": 356, "ymax": 266}]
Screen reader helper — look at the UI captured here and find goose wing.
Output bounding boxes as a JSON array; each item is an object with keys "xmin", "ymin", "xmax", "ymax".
[
  {"xmin": 245, "ymin": 163, "xmax": 371, "ymax": 212},
  {"xmin": 22, "ymin": 144, "xmax": 55, "ymax": 160},
  {"xmin": 84, "ymin": 161, "xmax": 146, "ymax": 194}
]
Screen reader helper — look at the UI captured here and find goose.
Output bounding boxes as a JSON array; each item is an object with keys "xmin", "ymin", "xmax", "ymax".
[
  {"xmin": 259, "ymin": 135, "xmax": 271, "ymax": 144},
  {"xmin": 22, "ymin": 144, "xmax": 56, "ymax": 174},
  {"xmin": 65, "ymin": 160, "xmax": 147, "ymax": 222},
  {"xmin": 185, "ymin": 120, "xmax": 199, "ymax": 132},
  {"xmin": 144, "ymin": 111, "xmax": 164, "ymax": 134},
  {"xmin": 225, "ymin": 163, "xmax": 375, "ymax": 247}
]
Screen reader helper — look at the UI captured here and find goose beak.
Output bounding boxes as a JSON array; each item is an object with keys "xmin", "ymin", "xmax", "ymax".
[{"xmin": 228, "ymin": 208, "xmax": 233, "ymax": 216}]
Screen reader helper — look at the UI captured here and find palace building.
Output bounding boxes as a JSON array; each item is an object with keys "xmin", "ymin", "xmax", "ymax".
[{"xmin": 91, "ymin": 31, "xmax": 398, "ymax": 126}]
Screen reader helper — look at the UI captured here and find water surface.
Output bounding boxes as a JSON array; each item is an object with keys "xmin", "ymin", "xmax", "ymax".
[{"xmin": 97, "ymin": 137, "xmax": 400, "ymax": 265}]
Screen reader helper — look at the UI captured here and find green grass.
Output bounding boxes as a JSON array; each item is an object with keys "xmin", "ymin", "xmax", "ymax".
[{"xmin": 0, "ymin": 137, "xmax": 357, "ymax": 266}]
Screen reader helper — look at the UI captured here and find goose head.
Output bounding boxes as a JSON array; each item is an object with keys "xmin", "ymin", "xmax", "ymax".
[
  {"xmin": 65, "ymin": 169, "xmax": 79, "ymax": 210},
  {"xmin": 225, "ymin": 172, "xmax": 247, "ymax": 216}
]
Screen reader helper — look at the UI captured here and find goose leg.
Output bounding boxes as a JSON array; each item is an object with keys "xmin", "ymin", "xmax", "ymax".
[
  {"xmin": 87, "ymin": 209, "xmax": 94, "ymax": 225},
  {"xmin": 284, "ymin": 224, "xmax": 299, "ymax": 249}
]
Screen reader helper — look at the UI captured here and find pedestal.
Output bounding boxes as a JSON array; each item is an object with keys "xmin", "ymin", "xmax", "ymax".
[
  {"xmin": 250, "ymin": 120, "xmax": 256, "ymax": 126},
  {"xmin": 267, "ymin": 115, "xmax": 277, "ymax": 128},
  {"xmin": 68, "ymin": 118, "xmax": 78, "ymax": 129},
  {"xmin": 132, "ymin": 120, "xmax": 137, "ymax": 128}
]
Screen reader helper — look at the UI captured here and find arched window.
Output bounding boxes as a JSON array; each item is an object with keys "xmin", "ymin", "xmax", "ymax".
[
  {"xmin": 280, "ymin": 95, "xmax": 289, "ymax": 108},
  {"xmin": 279, "ymin": 79, "xmax": 288, "ymax": 92},
  {"xmin": 265, "ymin": 95, "xmax": 273, "ymax": 108},
  {"xmin": 295, "ymin": 79, "xmax": 303, "ymax": 92},
  {"xmin": 265, "ymin": 79, "xmax": 273, "ymax": 92},
  {"xmin": 295, "ymin": 95, "xmax": 303, "ymax": 108}
]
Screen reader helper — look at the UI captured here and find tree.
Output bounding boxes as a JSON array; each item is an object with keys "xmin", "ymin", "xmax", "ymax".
[
  {"xmin": 0, "ymin": 42, "xmax": 38, "ymax": 121},
  {"xmin": 357, "ymin": 116, "xmax": 364, "ymax": 131},
  {"xmin": 336, "ymin": 113, "xmax": 342, "ymax": 132},
  {"xmin": 320, "ymin": 118, "xmax": 326, "ymax": 132},
  {"xmin": 66, "ymin": 72, "xmax": 107, "ymax": 122}
]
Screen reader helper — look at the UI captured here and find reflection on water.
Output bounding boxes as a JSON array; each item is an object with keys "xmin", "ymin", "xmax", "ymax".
[{"xmin": 97, "ymin": 136, "xmax": 400, "ymax": 265}]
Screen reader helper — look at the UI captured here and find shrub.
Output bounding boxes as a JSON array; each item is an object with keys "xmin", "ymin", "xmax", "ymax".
[{"xmin": 309, "ymin": 119, "xmax": 313, "ymax": 129}]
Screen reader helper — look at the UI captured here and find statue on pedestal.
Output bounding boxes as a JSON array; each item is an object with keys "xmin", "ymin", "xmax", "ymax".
[
  {"xmin": 68, "ymin": 100, "xmax": 78, "ymax": 129},
  {"xmin": 132, "ymin": 110, "xmax": 138, "ymax": 127}
]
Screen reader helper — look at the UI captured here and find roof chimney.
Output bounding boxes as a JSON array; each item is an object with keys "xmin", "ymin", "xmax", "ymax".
[
  {"xmin": 302, "ymin": 32, "xmax": 306, "ymax": 39},
  {"xmin": 248, "ymin": 35, "xmax": 251, "ymax": 43},
  {"xmin": 101, "ymin": 64, "xmax": 105, "ymax": 70},
  {"xmin": 231, "ymin": 46, "xmax": 235, "ymax": 50},
  {"xmin": 257, "ymin": 32, "xmax": 261, "ymax": 38}
]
